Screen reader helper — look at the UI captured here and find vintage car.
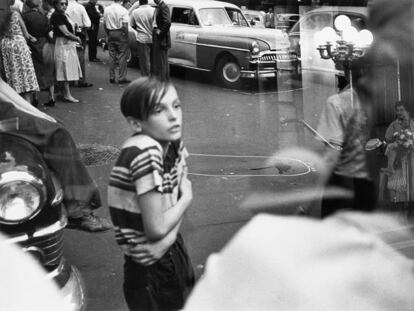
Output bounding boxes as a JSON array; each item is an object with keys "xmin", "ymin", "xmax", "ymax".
[
  {"xmin": 128, "ymin": 0, "xmax": 298, "ymax": 88},
  {"xmin": 0, "ymin": 119, "xmax": 85, "ymax": 311}
]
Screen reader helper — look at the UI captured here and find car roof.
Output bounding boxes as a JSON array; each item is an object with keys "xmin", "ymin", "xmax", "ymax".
[
  {"xmin": 243, "ymin": 9, "xmax": 265, "ymax": 16},
  {"xmin": 165, "ymin": 0, "xmax": 239, "ymax": 10},
  {"xmin": 302, "ymin": 6, "xmax": 367, "ymax": 16}
]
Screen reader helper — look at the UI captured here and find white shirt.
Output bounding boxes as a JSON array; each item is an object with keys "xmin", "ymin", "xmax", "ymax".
[
  {"xmin": 103, "ymin": 2, "xmax": 129, "ymax": 30},
  {"xmin": 66, "ymin": 0, "xmax": 91, "ymax": 29},
  {"xmin": 130, "ymin": 5, "xmax": 155, "ymax": 43}
]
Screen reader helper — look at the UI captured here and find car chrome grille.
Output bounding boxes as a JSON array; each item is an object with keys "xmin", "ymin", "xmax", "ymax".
[
  {"xmin": 257, "ymin": 53, "xmax": 292, "ymax": 62},
  {"xmin": 20, "ymin": 230, "xmax": 64, "ymax": 271}
]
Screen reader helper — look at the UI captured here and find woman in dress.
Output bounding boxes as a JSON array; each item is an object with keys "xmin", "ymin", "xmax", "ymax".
[
  {"xmin": 0, "ymin": 0, "xmax": 39, "ymax": 104},
  {"xmin": 50, "ymin": 0, "xmax": 82, "ymax": 103},
  {"xmin": 384, "ymin": 101, "xmax": 414, "ymax": 207},
  {"xmin": 23, "ymin": 0, "xmax": 56, "ymax": 107}
]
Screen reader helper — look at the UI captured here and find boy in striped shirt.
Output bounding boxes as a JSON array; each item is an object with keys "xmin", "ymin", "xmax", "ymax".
[{"xmin": 108, "ymin": 77, "xmax": 194, "ymax": 310}]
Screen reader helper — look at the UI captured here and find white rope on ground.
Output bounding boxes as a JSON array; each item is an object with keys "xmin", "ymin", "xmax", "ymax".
[{"xmin": 188, "ymin": 153, "xmax": 312, "ymax": 177}]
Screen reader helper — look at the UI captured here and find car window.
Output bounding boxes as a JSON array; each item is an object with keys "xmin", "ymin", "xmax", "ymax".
[
  {"xmin": 225, "ymin": 8, "xmax": 249, "ymax": 27},
  {"xmin": 171, "ymin": 7, "xmax": 199, "ymax": 26},
  {"xmin": 301, "ymin": 13, "xmax": 331, "ymax": 31},
  {"xmin": 199, "ymin": 8, "xmax": 231, "ymax": 26}
]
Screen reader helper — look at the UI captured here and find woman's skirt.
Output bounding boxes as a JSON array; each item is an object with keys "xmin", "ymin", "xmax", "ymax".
[
  {"xmin": 54, "ymin": 37, "xmax": 82, "ymax": 82},
  {"xmin": 0, "ymin": 35, "xmax": 39, "ymax": 94}
]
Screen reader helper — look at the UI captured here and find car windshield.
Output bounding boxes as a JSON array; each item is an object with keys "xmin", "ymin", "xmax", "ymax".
[
  {"xmin": 199, "ymin": 8, "xmax": 231, "ymax": 26},
  {"xmin": 225, "ymin": 8, "xmax": 249, "ymax": 26}
]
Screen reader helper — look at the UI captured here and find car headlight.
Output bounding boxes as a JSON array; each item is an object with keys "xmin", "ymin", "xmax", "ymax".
[
  {"xmin": 250, "ymin": 41, "xmax": 260, "ymax": 55},
  {"xmin": 0, "ymin": 171, "xmax": 46, "ymax": 224}
]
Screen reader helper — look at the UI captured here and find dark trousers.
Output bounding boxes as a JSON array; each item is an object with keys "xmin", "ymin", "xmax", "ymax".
[
  {"xmin": 321, "ymin": 173, "xmax": 376, "ymax": 218},
  {"xmin": 123, "ymin": 234, "xmax": 195, "ymax": 311},
  {"xmin": 137, "ymin": 42, "xmax": 151, "ymax": 76},
  {"xmin": 107, "ymin": 30, "xmax": 129, "ymax": 81},
  {"xmin": 0, "ymin": 85, "xmax": 101, "ymax": 218},
  {"xmin": 87, "ymin": 25, "xmax": 99, "ymax": 61},
  {"xmin": 151, "ymin": 32, "xmax": 169, "ymax": 81},
  {"xmin": 76, "ymin": 35, "xmax": 87, "ymax": 83}
]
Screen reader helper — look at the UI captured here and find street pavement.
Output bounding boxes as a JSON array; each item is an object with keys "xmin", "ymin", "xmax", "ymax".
[{"xmin": 35, "ymin": 50, "xmax": 322, "ymax": 311}]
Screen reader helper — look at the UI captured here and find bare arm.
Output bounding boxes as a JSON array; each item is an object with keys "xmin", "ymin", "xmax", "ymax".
[
  {"xmin": 138, "ymin": 175, "xmax": 192, "ymax": 241},
  {"xmin": 58, "ymin": 24, "xmax": 81, "ymax": 43},
  {"xmin": 127, "ymin": 220, "xmax": 182, "ymax": 266}
]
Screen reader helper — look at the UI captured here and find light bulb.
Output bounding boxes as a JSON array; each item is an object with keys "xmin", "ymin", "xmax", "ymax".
[
  {"xmin": 321, "ymin": 26, "xmax": 338, "ymax": 43},
  {"xmin": 334, "ymin": 15, "xmax": 351, "ymax": 31},
  {"xmin": 314, "ymin": 30, "xmax": 326, "ymax": 46},
  {"xmin": 355, "ymin": 29, "xmax": 374, "ymax": 47},
  {"xmin": 342, "ymin": 26, "xmax": 358, "ymax": 43}
]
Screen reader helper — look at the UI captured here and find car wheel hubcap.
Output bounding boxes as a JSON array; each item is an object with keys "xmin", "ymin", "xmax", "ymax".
[{"xmin": 222, "ymin": 62, "xmax": 241, "ymax": 83}]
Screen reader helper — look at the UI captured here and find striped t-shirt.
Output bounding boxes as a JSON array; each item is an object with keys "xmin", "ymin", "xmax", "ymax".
[{"xmin": 108, "ymin": 134, "xmax": 188, "ymax": 245}]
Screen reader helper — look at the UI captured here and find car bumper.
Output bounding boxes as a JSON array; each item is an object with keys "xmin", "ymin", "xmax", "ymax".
[
  {"xmin": 243, "ymin": 59, "xmax": 298, "ymax": 79},
  {"xmin": 58, "ymin": 261, "xmax": 86, "ymax": 311}
]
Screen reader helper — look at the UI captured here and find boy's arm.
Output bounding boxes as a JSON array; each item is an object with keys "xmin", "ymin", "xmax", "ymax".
[
  {"xmin": 138, "ymin": 175, "xmax": 192, "ymax": 241},
  {"xmin": 127, "ymin": 220, "xmax": 182, "ymax": 266}
]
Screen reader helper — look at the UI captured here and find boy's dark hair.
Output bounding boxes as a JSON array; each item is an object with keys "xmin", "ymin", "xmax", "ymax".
[
  {"xmin": 120, "ymin": 77, "xmax": 172, "ymax": 120},
  {"xmin": 140, "ymin": 0, "xmax": 148, "ymax": 5}
]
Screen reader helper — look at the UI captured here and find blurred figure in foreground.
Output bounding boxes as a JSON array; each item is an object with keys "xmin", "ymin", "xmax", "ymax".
[
  {"xmin": 317, "ymin": 71, "xmax": 376, "ymax": 218},
  {"xmin": 0, "ymin": 232, "xmax": 70, "ymax": 311},
  {"xmin": 184, "ymin": 212, "xmax": 414, "ymax": 310}
]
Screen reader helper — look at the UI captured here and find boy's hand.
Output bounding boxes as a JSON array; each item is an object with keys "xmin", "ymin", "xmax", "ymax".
[
  {"xmin": 128, "ymin": 239, "xmax": 174, "ymax": 266},
  {"xmin": 179, "ymin": 176, "xmax": 193, "ymax": 205}
]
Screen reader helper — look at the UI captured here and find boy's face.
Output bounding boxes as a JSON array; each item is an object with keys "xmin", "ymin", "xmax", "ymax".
[{"xmin": 140, "ymin": 85, "xmax": 183, "ymax": 145}]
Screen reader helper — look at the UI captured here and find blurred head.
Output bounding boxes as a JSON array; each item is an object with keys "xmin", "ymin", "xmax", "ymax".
[
  {"xmin": 120, "ymin": 78, "xmax": 183, "ymax": 144},
  {"xmin": 26, "ymin": 0, "xmax": 41, "ymax": 9},
  {"xmin": 154, "ymin": 0, "xmax": 161, "ymax": 5},
  {"xmin": 53, "ymin": 0, "xmax": 68, "ymax": 12},
  {"xmin": 395, "ymin": 101, "xmax": 410, "ymax": 121},
  {"xmin": 42, "ymin": 0, "xmax": 54, "ymax": 11}
]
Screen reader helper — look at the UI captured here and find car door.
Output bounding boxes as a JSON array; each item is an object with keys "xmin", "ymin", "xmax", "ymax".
[{"xmin": 169, "ymin": 6, "xmax": 200, "ymax": 67}]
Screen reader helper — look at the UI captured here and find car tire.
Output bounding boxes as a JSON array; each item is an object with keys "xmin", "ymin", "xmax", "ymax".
[{"xmin": 216, "ymin": 56, "xmax": 242, "ymax": 89}]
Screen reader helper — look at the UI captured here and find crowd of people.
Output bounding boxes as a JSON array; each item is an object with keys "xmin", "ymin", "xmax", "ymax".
[{"xmin": 0, "ymin": 0, "xmax": 171, "ymax": 108}]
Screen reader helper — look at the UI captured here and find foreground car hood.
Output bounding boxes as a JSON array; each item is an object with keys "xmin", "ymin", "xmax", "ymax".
[{"xmin": 201, "ymin": 26, "xmax": 290, "ymax": 50}]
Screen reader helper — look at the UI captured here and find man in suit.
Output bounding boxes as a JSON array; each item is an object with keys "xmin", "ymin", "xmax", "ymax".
[
  {"xmin": 85, "ymin": 0, "xmax": 102, "ymax": 62},
  {"xmin": 152, "ymin": 0, "xmax": 171, "ymax": 81}
]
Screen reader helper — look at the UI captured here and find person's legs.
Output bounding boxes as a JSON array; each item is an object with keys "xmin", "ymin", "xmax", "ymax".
[
  {"xmin": 62, "ymin": 81, "xmax": 79, "ymax": 102},
  {"xmin": 148, "ymin": 235, "xmax": 195, "ymax": 310},
  {"xmin": 123, "ymin": 257, "xmax": 155, "ymax": 311},
  {"xmin": 118, "ymin": 40, "xmax": 129, "ymax": 82},
  {"xmin": 159, "ymin": 47, "xmax": 169, "ymax": 81},
  {"xmin": 151, "ymin": 31, "xmax": 160, "ymax": 77},
  {"xmin": 77, "ymin": 37, "xmax": 92, "ymax": 87},
  {"xmin": 108, "ymin": 39, "xmax": 118, "ymax": 82},
  {"xmin": 0, "ymin": 91, "xmax": 110, "ymax": 231},
  {"xmin": 137, "ymin": 42, "xmax": 151, "ymax": 76},
  {"xmin": 88, "ymin": 28, "xmax": 99, "ymax": 61}
]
